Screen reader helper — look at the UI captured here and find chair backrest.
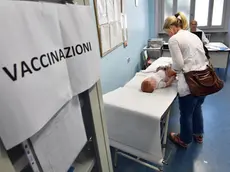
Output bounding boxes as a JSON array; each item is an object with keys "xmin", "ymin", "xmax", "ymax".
[{"xmin": 205, "ymin": 34, "xmax": 211, "ymax": 40}]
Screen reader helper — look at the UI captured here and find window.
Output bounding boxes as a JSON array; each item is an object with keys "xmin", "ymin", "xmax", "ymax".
[
  {"xmin": 194, "ymin": 0, "xmax": 210, "ymax": 26},
  {"xmin": 177, "ymin": 0, "xmax": 191, "ymax": 23},
  {"xmin": 160, "ymin": 0, "xmax": 226, "ymax": 31},
  {"xmin": 212, "ymin": 0, "xmax": 224, "ymax": 26},
  {"xmin": 164, "ymin": 0, "xmax": 173, "ymax": 20}
]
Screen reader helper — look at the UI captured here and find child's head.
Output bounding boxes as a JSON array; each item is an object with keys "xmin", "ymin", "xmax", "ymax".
[{"xmin": 141, "ymin": 78, "xmax": 156, "ymax": 93}]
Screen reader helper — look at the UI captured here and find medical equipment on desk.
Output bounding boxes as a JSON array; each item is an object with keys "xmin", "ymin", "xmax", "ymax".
[
  {"xmin": 148, "ymin": 38, "xmax": 164, "ymax": 48},
  {"xmin": 142, "ymin": 39, "xmax": 165, "ymax": 69},
  {"xmin": 103, "ymin": 57, "xmax": 177, "ymax": 172},
  {"xmin": 145, "ymin": 38, "xmax": 164, "ymax": 60}
]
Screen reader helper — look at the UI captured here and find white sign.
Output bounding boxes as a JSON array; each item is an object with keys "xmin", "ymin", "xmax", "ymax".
[
  {"xmin": 0, "ymin": 2, "xmax": 100, "ymax": 149},
  {"xmin": 31, "ymin": 97, "xmax": 87, "ymax": 172},
  {"xmin": 58, "ymin": 5, "xmax": 100, "ymax": 95}
]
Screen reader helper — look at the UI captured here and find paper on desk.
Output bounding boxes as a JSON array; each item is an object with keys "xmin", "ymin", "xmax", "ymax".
[
  {"xmin": 110, "ymin": 21, "xmax": 123, "ymax": 48},
  {"xmin": 206, "ymin": 42, "xmax": 229, "ymax": 50},
  {"xmin": 31, "ymin": 97, "xmax": 87, "ymax": 172},
  {"xmin": 100, "ymin": 24, "xmax": 111, "ymax": 53}
]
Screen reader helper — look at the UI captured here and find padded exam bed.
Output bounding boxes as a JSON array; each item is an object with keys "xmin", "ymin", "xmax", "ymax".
[{"xmin": 103, "ymin": 57, "xmax": 177, "ymax": 171}]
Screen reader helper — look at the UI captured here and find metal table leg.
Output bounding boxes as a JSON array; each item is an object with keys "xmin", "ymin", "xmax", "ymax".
[
  {"xmin": 116, "ymin": 151, "xmax": 163, "ymax": 172},
  {"xmin": 224, "ymin": 52, "xmax": 230, "ymax": 81},
  {"xmin": 162, "ymin": 108, "xmax": 171, "ymax": 165},
  {"xmin": 113, "ymin": 149, "xmax": 118, "ymax": 168}
]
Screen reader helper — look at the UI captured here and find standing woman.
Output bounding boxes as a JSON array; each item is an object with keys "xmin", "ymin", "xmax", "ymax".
[{"xmin": 163, "ymin": 12, "xmax": 209, "ymax": 148}]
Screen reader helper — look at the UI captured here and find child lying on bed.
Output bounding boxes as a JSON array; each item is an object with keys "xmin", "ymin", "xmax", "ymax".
[{"xmin": 141, "ymin": 66, "xmax": 176, "ymax": 93}]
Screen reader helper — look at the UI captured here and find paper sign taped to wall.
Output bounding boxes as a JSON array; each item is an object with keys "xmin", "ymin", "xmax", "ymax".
[
  {"xmin": 58, "ymin": 5, "xmax": 100, "ymax": 95},
  {"xmin": 107, "ymin": 0, "xmax": 115, "ymax": 22},
  {"xmin": 0, "ymin": 2, "xmax": 100, "ymax": 149},
  {"xmin": 30, "ymin": 97, "xmax": 87, "ymax": 172},
  {"xmin": 100, "ymin": 24, "xmax": 111, "ymax": 54},
  {"xmin": 97, "ymin": 0, "xmax": 108, "ymax": 24},
  {"xmin": 110, "ymin": 21, "xmax": 123, "ymax": 48}
]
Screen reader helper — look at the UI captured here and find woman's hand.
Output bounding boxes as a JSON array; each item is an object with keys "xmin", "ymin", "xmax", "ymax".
[
  {"xmin": 166, "ymin": 67, "xmax": 177, "ymax": 77},
  {"xmin": 166, "ymin": 75, "xmax": 176, "ymax": 87}
]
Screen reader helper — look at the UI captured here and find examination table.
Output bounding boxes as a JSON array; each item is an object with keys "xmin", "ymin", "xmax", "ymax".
[{"xmin": 103, "ymin": 57, "xmax": 177, "ymax": 171}]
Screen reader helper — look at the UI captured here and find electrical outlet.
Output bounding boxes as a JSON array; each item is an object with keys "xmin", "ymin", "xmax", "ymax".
[{"xmin": 127, "ymin": 57, "xmax": 131, "ymax": 63}]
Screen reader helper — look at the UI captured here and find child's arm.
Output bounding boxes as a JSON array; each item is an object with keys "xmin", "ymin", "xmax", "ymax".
[
  {"xmin": 165, "ymin": 76, "xmax": 176, "ymax": 87},
  {"xmin": 158, "ymin": 74, "xmax": 176, "ymax": 89},
  {"xmin": 166, "ymin": 67, "xmax": 177, "ymax": 77}
]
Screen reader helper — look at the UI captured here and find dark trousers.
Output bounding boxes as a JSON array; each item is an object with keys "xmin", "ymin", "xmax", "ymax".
[{"xmin": 178, "ymin": 95, "xmax": 205, "ymax": 144}]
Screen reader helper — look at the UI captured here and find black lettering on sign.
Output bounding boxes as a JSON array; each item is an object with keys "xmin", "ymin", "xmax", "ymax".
[
  {"xmin": 40, "ymin": 54, "xmax": 49, "ymax": 68},
  {"xmin": 83, "ymin": 43, "xmax": 90, "ymax": 53},
  {"xmin": 2, "ymin": 64, "xmax": 17, "ymax": 81},
  {"xmin": 59, "ymin": 49, "xmax": 66, "ymax": 61},
  {"xmin": 89, "ymin": 42, "xmax": 92, "ymax": 51},
  {"xmin": 2, "ymin": 42, "xmax": 93, "ymax": 81},
  {"xmin": 64, "ymin": 47, "xmax": 72, "ymax": 59},
  {"xmin": 31, "ymin": 57, "xmax": 41, "ymax": 71},
  {"xmin": 71, "ymin": 46, "xmax": 76, "ymax": 56},
  {"xmin": 47, "ymin": 53, "xmax": 53, "ymax": 65},
  {"xmin": 75, "ymin": 45, "xmax": 83, "ymax": 55},
  {"xmin": 50, "ymin": 51, "xmax": 59, "ymax": 64},
  {"xmin": 21, "ymin": 61, "xmax": 32, "ymax": 78}
]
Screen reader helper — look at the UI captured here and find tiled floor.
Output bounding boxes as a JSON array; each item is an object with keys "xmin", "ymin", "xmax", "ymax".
[{"xmin": 113, "ymin": 70, "xmax": 230, "ymax": 172}]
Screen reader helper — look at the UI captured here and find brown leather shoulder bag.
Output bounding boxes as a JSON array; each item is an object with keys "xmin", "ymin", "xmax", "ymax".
[{"xmin": 184, "ymin": 65, "xmax": 224, "ymax": 96}]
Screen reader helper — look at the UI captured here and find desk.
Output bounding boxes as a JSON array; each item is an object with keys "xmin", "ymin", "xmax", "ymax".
[{"xmin": 162, "ymin": 42, "xmax": 230, "ymax": 81}]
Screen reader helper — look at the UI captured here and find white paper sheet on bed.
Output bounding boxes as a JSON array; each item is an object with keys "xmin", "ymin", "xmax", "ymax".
[
  {"xmin": 103, "ymin": 86, "xmax": 177, "ymax": 162},
  {"xmin": 143, "ymin": 57, "xmax": 172, "ymax": 73},
  {"xmin": 103, "ymin": 56, "xmax": 176, "ymax": 163}
]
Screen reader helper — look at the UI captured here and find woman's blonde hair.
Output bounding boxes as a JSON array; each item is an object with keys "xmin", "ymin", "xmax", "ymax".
[{"xmin": 163, "ymin": 12, "xmax": 188, "ymax": 31}]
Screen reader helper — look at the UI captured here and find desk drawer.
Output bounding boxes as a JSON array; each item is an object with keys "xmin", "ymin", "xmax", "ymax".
[{"xmin": 209, "ymin": 51, "xmax": 229, "ymax": 68}]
